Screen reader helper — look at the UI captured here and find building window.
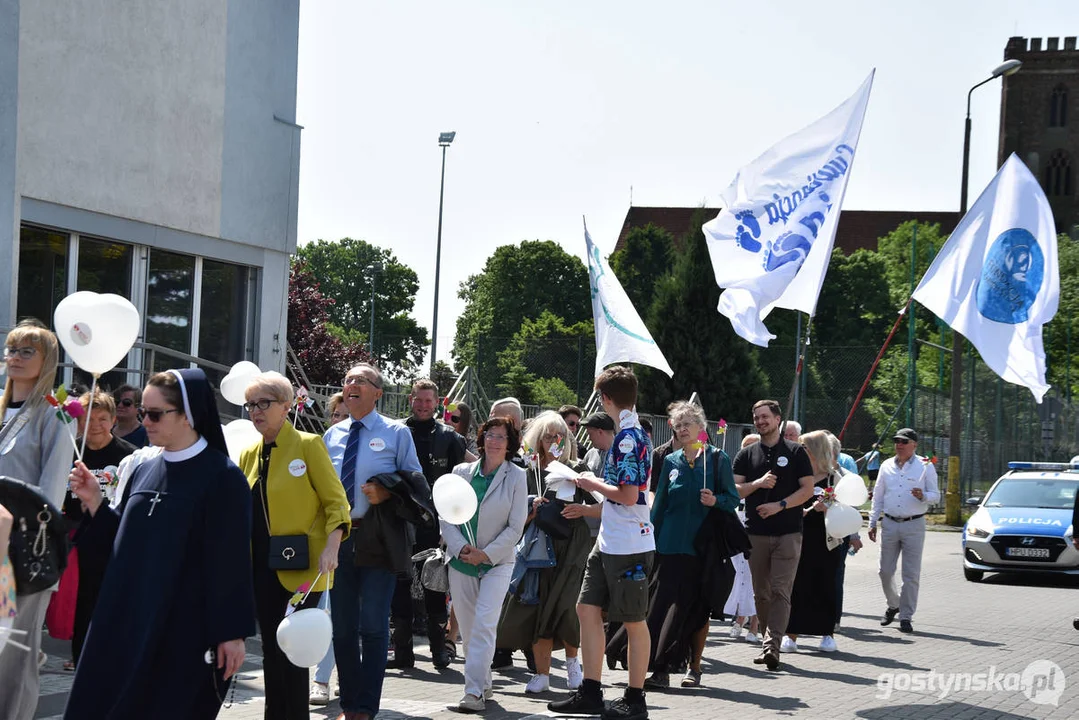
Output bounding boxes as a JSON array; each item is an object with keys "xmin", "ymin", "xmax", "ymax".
[
  {"xmin": 1050, "ymin": 85, "xmax": 1068, "ymax": 128},
  {"xmin": 1044, "ymin": 150, "xmax": 1073, "ymax": 197},
  {"xmin": 198, "ymin": 260, "xmax": 256, "ymax": 388},
  {"xmin": 145, "ymin": 250, "xmax": 196, "ymax": 373},
  {"xmin": 17, "ymin": 225, "xmax": 68, "ymax": 326}
]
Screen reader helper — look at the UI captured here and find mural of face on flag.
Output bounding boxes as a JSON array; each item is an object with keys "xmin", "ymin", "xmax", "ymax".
[{"xmin": 976, "ymin": 228, "xmax": 1045, "ymax": 324}]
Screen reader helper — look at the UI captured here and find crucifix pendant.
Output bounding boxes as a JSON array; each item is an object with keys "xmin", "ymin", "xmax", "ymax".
[{"xmin": 148, "ymin": 492, "xmax": 162, "ymax": 517}]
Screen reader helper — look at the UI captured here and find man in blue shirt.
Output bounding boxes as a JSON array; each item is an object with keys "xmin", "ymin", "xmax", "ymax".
[{"xmin": 324, "ymin": 363, "xmax": 422, "ymax": 720}]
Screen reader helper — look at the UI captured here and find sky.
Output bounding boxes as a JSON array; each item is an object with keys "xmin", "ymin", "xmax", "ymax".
[{"xmin": 295, "ymin": 1, "xmax": 1079, "ymax": 366}]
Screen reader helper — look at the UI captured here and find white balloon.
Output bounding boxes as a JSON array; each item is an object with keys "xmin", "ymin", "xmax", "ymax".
[
  {"xmin": 54, "ymin": 292, "xmax": 140, "ymax": 375},
  {"xmin": 825, "ymin": 502, "xmax": 864, "ymax": 539},
  {"xmin": 834, "ymin": 472, "xmax": 869, "ymax": 507},
  {"xmin": 222, "ymin": 419, "xmax": 261, "ymax": 463},
  {"xmin": 220, "ymin": 361, "xmax": 262, "ymax": 406},
  {"xmin": 432, "ymin": 474, "xmax": 478, "ymax": 525},
  {"xmin": 276, "ymin": 608, "xmax": 332, "ymax": 667}
]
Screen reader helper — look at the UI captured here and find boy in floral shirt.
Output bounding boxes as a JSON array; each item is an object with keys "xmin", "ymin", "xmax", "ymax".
[{"xmin": 549, "ymin": 366, "xmax": 653, "ymax": 720}]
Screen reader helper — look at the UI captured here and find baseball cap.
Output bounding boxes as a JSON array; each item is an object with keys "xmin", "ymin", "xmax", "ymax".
[
  {"xmin": 893, "ymin": 428, "xmax": 918, "ymax": 442},
  {"xmin": 581, "ymin": 412, "xmax": 615, "ymax": 431}
]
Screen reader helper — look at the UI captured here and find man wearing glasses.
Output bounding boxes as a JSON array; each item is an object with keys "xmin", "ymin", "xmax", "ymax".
[
  {"xmin": 323, "ymin": 364, "xmax": 424, "ymax": 720},
  {"xmin": 867, "ymin": 428, "xmax": 939, "ymax": 635},
  {"xmin": 111, "ymin": 385, "xmax": 149, "ymax": 448}
]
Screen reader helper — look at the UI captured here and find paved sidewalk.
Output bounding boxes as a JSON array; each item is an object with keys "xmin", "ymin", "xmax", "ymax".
[{"xmin": 37, "ymin": 530, "xmax": 1079, "ymax": 719}]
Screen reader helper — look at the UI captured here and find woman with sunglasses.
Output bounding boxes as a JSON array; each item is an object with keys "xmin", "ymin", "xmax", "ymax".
[
  {"xmin": 0, "ymin": 319, "xmax": 74, "ymax": 719},
  {"xmin": 236, "ymin": 372, "xmax": 351, "ymax": 720},
  {"xmin": 443, "ymin": 416, "xmax": 528, "ymax": 712},
  {"xmin": 65, "ymin": 369, "xmax": 256, "ymax": 719},
  {"xmin": 451, "ymin": 402, "xmax": 478, "ymax": 456},
  {"xmin": 498, "ymin": 410, "xmax": 597, "ymax": 696},
  {"xmin": 111, "ymin": 384, "xmax": 149, "ymax": 447}
]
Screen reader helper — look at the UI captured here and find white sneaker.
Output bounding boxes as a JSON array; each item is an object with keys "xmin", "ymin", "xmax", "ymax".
[
  {"xmin": 729, "ymin": 620, "xmax": 744, "ymax": 639},
  {"xmin": 309, "ymin": 682, "xmax": 330, "ymax": 705},
  {"xmin": 819, "ymin": 635, "xmax": 838, "ymax": 653},
  {"xmin": 525, "ymin": 673, "xmax": 551, "ymax": 694},
  {"xmin": 458, "ymin": 693, "xmax": 485, "ymax": 712},
  {"xmin": 744, "ymin": 631, "xmax": 761, "ymax": 644},
  {"xmin": 566, "ymin": 657, "xmax": 584, "ymax": 689},
  {"xmin": 780, "ymin": 636, "xmax": 798, "ymax": 653}
]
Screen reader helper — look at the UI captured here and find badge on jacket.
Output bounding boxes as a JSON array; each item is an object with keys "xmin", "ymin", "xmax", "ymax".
[{"xmin": 289, "ymin": 459, "xmax": 307, "ymax": 477}]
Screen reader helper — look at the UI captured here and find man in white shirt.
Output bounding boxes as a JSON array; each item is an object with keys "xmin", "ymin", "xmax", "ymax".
[{"xmin": 867, "ymin": 428, "xmax": 940, "ymax": 634}]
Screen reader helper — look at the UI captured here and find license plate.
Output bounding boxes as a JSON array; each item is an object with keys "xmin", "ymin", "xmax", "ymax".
[{"xmin": 1005, "ymin": 547, "xmax": 1050, "ymax": 558}]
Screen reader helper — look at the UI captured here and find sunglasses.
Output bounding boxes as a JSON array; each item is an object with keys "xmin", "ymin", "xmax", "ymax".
[
  {"xmin": 118, "ymin": 398, "xmax": 136, "ymax": 408},
  {"xmin": 450, "ymin": 415, "xmax": 461, "ymax": 423},
  {"xmin": 894, "ymin": 439, "xmax": 912, "ymax": 445},
  {"xmin": 566, "ymin": 420, "xmax": 579, "ymax": 428},
  {"xmin": 139, "ymin": 407, "xmax": 182, "ymax": 423}
]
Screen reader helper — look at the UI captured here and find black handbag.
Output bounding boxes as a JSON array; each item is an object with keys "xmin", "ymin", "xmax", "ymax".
[
  {"xmin": 258, "ymin": 452, "xmax": 312, "ymax": 571},
  {"xmin": 267, "ymin": 534, "xmax": 310, "ymax": 570},
  {"xmin": 533, "ymin": 497, "xmax": 572, "ymax": 540},
  {"xmin": 0, "ymin": 476, "xmax": 69, "ymax": 596}
]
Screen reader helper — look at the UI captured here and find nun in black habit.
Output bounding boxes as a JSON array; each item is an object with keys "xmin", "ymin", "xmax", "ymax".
[{"xmin": 64, "ymin": 369, "xmax": 256, "ymax": 720}]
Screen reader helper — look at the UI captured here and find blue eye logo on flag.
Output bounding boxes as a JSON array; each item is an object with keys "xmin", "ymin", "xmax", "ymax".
[{"xmin": 976, "ymin": 228, "xmax": 1044, "ymax": 324}]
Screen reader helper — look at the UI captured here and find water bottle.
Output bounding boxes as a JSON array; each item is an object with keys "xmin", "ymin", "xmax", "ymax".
[
  {"xmin": 631, "ymin": 564, "xmax": 646, "ymax": 581},
  {"xmin": 848, "ymin": 546, "xmax": 858, "ymax": 557}
]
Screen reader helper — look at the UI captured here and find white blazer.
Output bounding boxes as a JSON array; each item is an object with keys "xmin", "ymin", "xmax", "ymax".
[{"xmin": 440, "ymin": 459, "xmax": 528, "ymax": 568}]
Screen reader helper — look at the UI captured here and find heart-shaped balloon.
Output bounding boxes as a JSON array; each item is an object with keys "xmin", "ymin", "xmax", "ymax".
[
  {"xmin": 276, "ymin": 607, "xmax": 332, "ymax": 667},
  {"xmin": 222, "ymin": 419, "xmax": 262, "ymax": 463},
  {"xmin": 220, "ymin": 361, "xmax": 262, "ymax": 406},
  {"xmin": 53, "ymin": 292, "xmax": 141, "ymax": 376}
]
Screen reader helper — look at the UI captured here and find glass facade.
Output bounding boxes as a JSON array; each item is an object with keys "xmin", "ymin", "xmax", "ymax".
[
  {"xmin": 15, "ymin": 223, "xmax": 258, "ymax": 392},
  {"xmin": 16, "ymin": 226, "xmax": 67, "ymax": 325}
]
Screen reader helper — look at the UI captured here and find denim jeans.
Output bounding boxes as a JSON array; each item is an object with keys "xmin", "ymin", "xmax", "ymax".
[{"xmin": 329, "ymin": 537, "xmax": 397, "ymax": 716}]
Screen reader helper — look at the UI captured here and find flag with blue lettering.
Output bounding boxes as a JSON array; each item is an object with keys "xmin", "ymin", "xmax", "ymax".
[
  {"xmin": 703, "ymin": 71, "xmax": 874, "ymax": 346},
  {"xmin": 585, "ymin": 222, "xmax": 674, "ymax": 377},
  {"xmin": 912, "ymin": 154, "xmax": 1059, "ymax": 402}
]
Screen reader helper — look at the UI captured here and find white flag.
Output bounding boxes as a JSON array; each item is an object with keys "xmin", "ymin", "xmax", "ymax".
[
  {"xmin": 703, "ymin": 71, "xmax": 874, "ymax": 346},
  {"xmin": 585, "ymin": 222, "xmax": 673, "ymax": 377},
  {"xmin": 913, "ymin": 154, "xmax": 1059, "ymax": 402}
]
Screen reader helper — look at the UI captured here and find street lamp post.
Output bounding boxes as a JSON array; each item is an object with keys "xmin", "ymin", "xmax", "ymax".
[
  {"xmin": 946, "ymin": 58, "xmax": 1022, "ymax": 525},
  {"xmin": 367, "ymin": 261, "xmax": 383, "ymax": 358},
  {"xmin": 430, "ymin": 131, "xmax": 456, "ymax": 375}
]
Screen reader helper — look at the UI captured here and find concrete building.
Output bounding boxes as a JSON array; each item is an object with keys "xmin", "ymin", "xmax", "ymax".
[
  {"xmin": 999, "ymin": 35, "xmax": 1079, "ymax": 237},
  {"xmin": 0, "ymin": 0, "xmax": 301, "ymax": 387}
]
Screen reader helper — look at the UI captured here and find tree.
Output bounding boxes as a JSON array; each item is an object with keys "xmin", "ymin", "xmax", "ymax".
[
  {"xmin": 430, "ymin": 360, "xmax": 457, "ymax": 398},
  {"xmin": 288, "ymin": 260, "xmax": 373, "ymax": 385},
  {"xmin": 637, "ymin": 215, "xmax": 766, "ymax": 417},
  {"xmin": 609, "ymin": 224, "xmax": 675, "ymax": 317},
  {"xmin": 496, "ymin": 311, "xmax": 595, "ymax": 405},
  {"xmin": 297, "ymin": 238, "xmax": 428, "ymax": 376},
  {"xmin": 453, "ymin": 241, "xmax": 592, "ymax": 391}
]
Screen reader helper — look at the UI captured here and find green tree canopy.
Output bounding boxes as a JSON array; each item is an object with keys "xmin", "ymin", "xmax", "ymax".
[
  {"xmin": 453, "ymin": 240, "xmax": 591, "ymax": 390},
  {"xmin": 637, "ymin": 215, "xmax": 766, "ymax": 417},
  {"xmin": 297, "ymin": 237, "xmax": 428, "ymax": 375},
  {"xmin": 609, "ymin": 224, "xmax": 675, "ymax": 317}
]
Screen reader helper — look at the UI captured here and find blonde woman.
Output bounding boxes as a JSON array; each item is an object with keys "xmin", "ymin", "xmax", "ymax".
[
  {"xmin": 0, "ymin": 319, "xmax": 74, "ymax": 719},
  {"xmin": 237, "ymin": 372, "xmax": 351, "ymax": 719},
  {"xmin": 783, "ymin": 430, "xmax": 847, "ymax": 654},
  {"xmin": 498, "ymin": 410, "xmax": 598, "ymax": 695}
]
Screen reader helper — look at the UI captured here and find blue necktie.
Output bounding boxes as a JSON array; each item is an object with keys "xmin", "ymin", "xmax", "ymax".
[{"xmin": 341, "ymin": 421, "xmax": 362, "ymax": 511}]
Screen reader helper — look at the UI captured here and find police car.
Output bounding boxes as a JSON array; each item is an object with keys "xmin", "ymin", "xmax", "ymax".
[{"xmin": 962, "ymin": 462, "xmax": 1079, "ymax": 582}]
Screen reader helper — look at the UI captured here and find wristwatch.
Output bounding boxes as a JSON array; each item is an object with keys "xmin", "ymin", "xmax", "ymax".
[{"xmin": 779, "ymin": 499, "xmax": 787, "ymax": 509}]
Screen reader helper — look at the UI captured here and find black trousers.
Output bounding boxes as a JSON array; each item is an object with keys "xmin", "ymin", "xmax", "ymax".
[
  {"xmin": 254, "ymin": 562, "xmax": 322, "ymax": 720},
  {"xmin": 390, "ymin": 570, "xmax": 448, "ymax": 651}
]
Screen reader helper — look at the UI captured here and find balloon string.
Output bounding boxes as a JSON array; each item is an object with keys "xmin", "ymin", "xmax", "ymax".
[{"xmin": 77, "ymin": 374, "xmax": 98, "ymax": 461}]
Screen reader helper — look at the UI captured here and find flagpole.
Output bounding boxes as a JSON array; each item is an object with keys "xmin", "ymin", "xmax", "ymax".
[
  {"xmin": 837, "ymin": 300, "xmax": 912, "ymax": 443},
  {"xmin": 782, "ymin": 320, "xmax": 812, "ymax": 438}
]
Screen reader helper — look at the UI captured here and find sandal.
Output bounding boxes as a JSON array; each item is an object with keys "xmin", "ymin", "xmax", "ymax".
[{"xmin": 63, "ymin": 660, "xmax": 76, "ymax": 671}]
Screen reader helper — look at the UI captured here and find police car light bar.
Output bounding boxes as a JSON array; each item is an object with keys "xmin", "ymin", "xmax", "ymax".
[{"xmin": 1007, "ymin": 461, "xmax": 1079, "ymax": 471}]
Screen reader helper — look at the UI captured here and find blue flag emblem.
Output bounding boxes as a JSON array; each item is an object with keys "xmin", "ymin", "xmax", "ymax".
[{"xmin": 976, "ymin": 228, "xmax": 1044, "ymax": 324}]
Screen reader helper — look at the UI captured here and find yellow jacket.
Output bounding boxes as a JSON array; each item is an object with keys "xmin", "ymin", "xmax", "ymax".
[{"xmin": 238, "ymin": 421, "xmax": 351, "ymax": 593}]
